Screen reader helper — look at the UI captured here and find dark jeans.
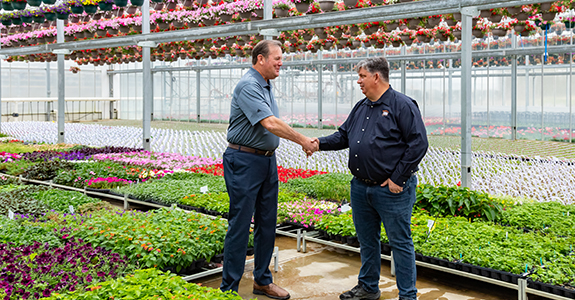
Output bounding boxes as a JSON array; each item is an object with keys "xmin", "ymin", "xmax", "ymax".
[
  {"xmin": 220, "ymin": 147, "xmax": 278, "ymax": 293},
  {"xmin": 350, "ymin": 175, "xmax": 418, "ymax": 300}
]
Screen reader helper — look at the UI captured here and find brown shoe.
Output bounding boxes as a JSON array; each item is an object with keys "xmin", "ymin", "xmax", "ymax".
[{"xmin": 253, "ymin": 282, "xmax": 290, "ymax": 300}]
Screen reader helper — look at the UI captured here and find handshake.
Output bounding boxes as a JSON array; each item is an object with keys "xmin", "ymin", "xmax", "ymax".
[{"xmin": 301, "ymin": 138, "xmax": 320, "ymax": 157}]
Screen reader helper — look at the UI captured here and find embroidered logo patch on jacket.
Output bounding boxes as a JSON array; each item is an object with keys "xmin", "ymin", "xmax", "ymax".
[{"xmin": 382, "ymin": 110, "xmax": 389, "ymax": 116}]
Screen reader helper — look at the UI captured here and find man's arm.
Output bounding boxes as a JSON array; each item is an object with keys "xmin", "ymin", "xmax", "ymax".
[{"xmin": 260, "ymin": 116, "xmax": 317, "ymax": 154}]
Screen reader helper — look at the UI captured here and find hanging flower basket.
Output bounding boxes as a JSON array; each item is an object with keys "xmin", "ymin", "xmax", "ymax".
[
  {"xmin": 541, "ymin": 12, "xmax": 555, "ymax": 21},
  {"xmin": 173, "ymin": 20, "xmax": 185, "ymax": 28},
  {"xmin": 220, "ymin": 13, "xmax": 233, "ymax": 22},
  {"xmin": 33, "ymin": 15, "xmax": 45, "ymax": 23},
  {"xmin": 166, "ymin": 1, "xmax": 176, "ymax": 9},
  {"xmin": 274, "ymin": 8, "xmax": 289, "ymax": 17},
  {"xmin": 158, "ymin": 21, "xmax": 170, "ymax": 30},
  {"xmin": 130, "ymin": 0, "xmax": 144, "ymax": 5},
  {"xmin": 56, "ymin": 12, "xmax": 69, "ymax": 20},
  {"xmin": 71, "ymin": 5, "xmax": 85, "ymax": 13},
  {"xmin": 21, "ymin": 15, "xmax": 33, "ymax": 23},
  {"xmin": 43, "ymin": 0, "xmax": 56, "ymax": 4},
  {"xmin": 2, "ymin": 2, "xmax": 14, "ymax": 10},
  {"xmin": 472, "ymin": 29, "xmax": 484, "ymax": 38},
  {"xmin": 99, "ymin": 2, "xmax": 114, "ymax": 11},
  {"xmin": 114, "ymin": 0, "xmax": 128, "ymax": 6},
  {"xmin": 13, "ymin": 1, "xmax": 27, "ymax": 10},
  {"xmin": 343, "ymin": 0, "xmax": 357, "ymax": 8},
  {"xmin": 506, "ymin": 6, "xmax": 521, "ymax": 15},
  {"xmin": 318, "ymin": 0, "xmax": 334, "ymax": 12},
  {"xmin": 294, "ymin": 2, "xmax": 310, "ymax": 13},
  {"xmin": 489, "ymin": 14, "xmax": 502, "ymax": 23},
  {"xmin": 83, "ymin": 4, "xmax": 98, "ymax": 13},
  {"xmin": 44, "ymin": 12, "xmax": 57, "ymax": 21},
  {"xmin": 27, "ymin": 0, "xmax": 41, "ymax": 6},
  {"xmin": 492, "ymin": 28, "xmax": 507, "ymax": 37},
  {"xmin": 1, "ymin": 19, "xmax": 12, "ymax": 26},
  {"xmin": 153, "ymin": 2, "xmax": 164, "ymax": 10}
]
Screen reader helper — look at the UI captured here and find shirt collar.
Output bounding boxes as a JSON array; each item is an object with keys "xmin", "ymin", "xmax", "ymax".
[
  {"xmin": 249, "ymin": 67, "xmax": 271, "ymax": 89},
  {"xmin": 363, "ymin": 85, "xmax": 394, "ymax": 106}
]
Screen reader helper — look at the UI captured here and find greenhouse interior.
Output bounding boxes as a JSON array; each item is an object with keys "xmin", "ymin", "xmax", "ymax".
[{"xmin": 1, "ymin": 0, "xmax": 575, "ymax": 299}]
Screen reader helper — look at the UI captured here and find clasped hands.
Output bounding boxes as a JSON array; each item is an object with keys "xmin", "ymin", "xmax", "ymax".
[{"xmin": 301, "ymin": 137, "xmax": 320, "ymax": 157}]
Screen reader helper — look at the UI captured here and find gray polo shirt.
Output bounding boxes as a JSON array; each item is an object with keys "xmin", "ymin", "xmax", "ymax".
[{"xmin": 227, "ymin": 67, "xmax": 280, "ymax": 151}]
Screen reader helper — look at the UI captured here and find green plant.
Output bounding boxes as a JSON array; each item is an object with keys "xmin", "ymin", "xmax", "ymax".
[
  {"xmin": 415, "ymin": 184, "xmax": 504, "ymax": 221},
  {"xmin": 0, "ymin": 160, "xmax": 38, "ymax": 176},
  {"xmin": 43, "ymin": 268, "xmax": 247, "ymax": 300},
  {"xmin": 53, "ymin": 161, "xmax": 142, "ymax": 188},
  {"xmin": 281, "ymin": 173, "xmax": 353, "ymax": 201},
  {"xmin": 38, "ymin": 207, "xmax": 230, "ymax": 270},
  {"xmin": 499, "ymin": 201, "xmax": 575, "ymax": 236},
  {"xmin": 0, "ymin": 216, "xmax": 63, "ymax": 247},
  {"xmin": 21, "ymin": 159, "xmax": 74, "ymax": 180},
  {"xmin": 119, "ymin": 173, "xmax": 227, "ymax": 205},
  {"xmin": 0, "ymin": 185, "xmax": 50, "ymax": 217},
  {"xmin": 32, "ymin": 189, "xmax": 100, "ymax": 213},
  {"xmin": 180, "ymin": 192, "xmax": 230, "ymax": 213}
]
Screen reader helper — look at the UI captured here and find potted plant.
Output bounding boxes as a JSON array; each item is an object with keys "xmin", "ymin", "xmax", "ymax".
[
  {"xmin": 53, "ymin": 3, "xmax": 72, "ymax": 20},
  {"xmin": 11, "ymin": 0, "xmax": 27, "ymax": 10},
  {"xmin": 20, "ymin": 9, "xmax": 33, "ymax": 23},
  {"xmin": 273, "ymin": 0, "xmax": 291, "ymax": 17},
  {"xmin": 291, "ymin": 0, "xmax": 311, "ymax": 14},
  {"xmin": 81, "ymin": 0, "xmax": 99, "ymax": 13}
]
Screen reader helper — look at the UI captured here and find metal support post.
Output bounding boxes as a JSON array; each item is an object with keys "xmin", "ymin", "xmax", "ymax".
[
  {"xmin": 263, "ymin": 0, "xmax": 272, "ymax": 40},
  {"xmin": 296, "ymin": 229, "xmax": 301, "ymax": 252},
  {"xmin": 57, "ymin": 20, "xmax": 65, "ymax": 144},
  {"xmin": 123, "ymin": 194, "xmax": 130, "ymax": 210},
  {"xmin": 460, "ymin": 7, "xmax": 477, "ymax": 188},
  {"xmin": 333, "ymin": 64, "xmax": 338, "ymax": 126},
  {"xmin": 518, "ymin": 278, "xmax": 527, "ymax": 300},
  {"xmin": 390, "ymin": 251, "xmax": 395, "ymax": 277},
  {"xmin": 511, "ymin": 55, "xmax": 518, "ymax": 141},
  {"xmin": 302, "ymin": 230, "xmax": 307, "ymax": 253},
  {"xmin": 46, "ymin": 62, "xmax": 51, "ymax": 98},
  {"xmin": 541, "ymin": 53, "xmax": 544, "ymax": 141},
  {"xmin": 486, "ymin": 60, "xmax": 490, "ymax": 136},
  {"xmin": 0, "ymin": 40, "xmax": 2, "ymax": 130},
  {"xmin": 196, "ymin": 70, "xmax": 201, "ymax": 123},
  {"xmin": 318, "ymin": 65, "xmax": 323, "ymax": 129},
  {"xmin": 109, "ymin": 73, "xmax": 114, "ymax": 119},
  {"xmin": 142, "ymin": 0, "xmax": 152, "ymax": 151},
  {"xmin": 570, "ymin": 50, "xmax": 573, "ymax": 143},
  {"xmin": 273, "ymin": 246, "xmax": 279, "ymax": 272},
  {"xmin": 401, "ymin": 46, "xmax": 407, "ymax": 94}
]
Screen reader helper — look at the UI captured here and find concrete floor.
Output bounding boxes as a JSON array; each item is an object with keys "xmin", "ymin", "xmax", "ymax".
[{"xmin": 197, "ymin": 236, "xmax": 520, "ymax": 300}]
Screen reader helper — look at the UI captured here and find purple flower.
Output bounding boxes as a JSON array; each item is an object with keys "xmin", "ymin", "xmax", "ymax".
[
  {"xmin": 42, "ymin": 289, "xmax": 51, "ymax": 297},
  {"xmin": 97, "ymin": 271, "xmax": 106, "ymax": 277}
]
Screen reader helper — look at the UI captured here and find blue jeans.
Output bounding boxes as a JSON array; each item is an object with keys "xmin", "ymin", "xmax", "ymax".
[
  {"xmin": 350, "ymin": 175, "xmax": 418, "ymax": 300},
  {"xmin": 220, "ymin": 148, "xmax": 278, "ymax": 292}
]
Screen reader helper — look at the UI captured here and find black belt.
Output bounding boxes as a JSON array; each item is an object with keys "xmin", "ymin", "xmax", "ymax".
[
  {"xmin": 228, "ymin": 143, "xmax": 274, "ymax": 157},
  {"xmin": 355, "ymin": 177, "xmax": 383, "ymax": 186}
]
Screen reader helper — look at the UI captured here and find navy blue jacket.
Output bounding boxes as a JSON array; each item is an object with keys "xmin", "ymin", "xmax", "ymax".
[{"xmin": 318, "ymin": 86, "xmax": 428, "ymax": 187}]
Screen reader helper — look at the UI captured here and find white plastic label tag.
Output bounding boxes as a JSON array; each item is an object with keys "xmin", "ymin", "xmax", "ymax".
[
  {"xmin": 200, "ymin": 186, "xmax": 208, "ymax": 194},
  {"xmin": 340, "ymin": 203, "xmax": 351, "ymax": 213},
  {"xmin": 427, "ymin": 220, "xmax": 435, "ymax": 231},
  {"xmin": 69, "ymin": 205, "xmax": 75, "ymax": 214},
  {"xmin": 8, "ymin": 210, "xmax": 14, "ymax": 220}
]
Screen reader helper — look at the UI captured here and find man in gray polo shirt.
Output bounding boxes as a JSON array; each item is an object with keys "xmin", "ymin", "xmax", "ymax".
[{"xmin": 220, "ymin": 40, "xmax": 317, "ymax": 300}]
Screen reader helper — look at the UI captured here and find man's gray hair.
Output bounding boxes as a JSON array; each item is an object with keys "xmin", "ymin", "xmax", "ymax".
[{"xmin": 355, "ymin": 57, "xmax": 390, "ymax": 82}]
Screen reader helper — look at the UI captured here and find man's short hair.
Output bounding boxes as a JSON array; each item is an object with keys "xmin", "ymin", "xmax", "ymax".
[
  {"xmin": 252, "ymin": 40, "xmax": 283, "ymax": 65},
  {"xmin": 355, "ymin": 57, "xmax": 390, "ymax": 82}
]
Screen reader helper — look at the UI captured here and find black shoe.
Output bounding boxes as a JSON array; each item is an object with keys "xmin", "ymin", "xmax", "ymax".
[{"xmin": 339, "ymin": 284, "xmax": 381, "ymax": 300}]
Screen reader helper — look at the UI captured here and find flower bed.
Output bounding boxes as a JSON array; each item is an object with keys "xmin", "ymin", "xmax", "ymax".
[
  {"xmin": 42, "ymin": 268, "xmax": 246, "ymax": 300},
  {"xmin": 39, "ymin": 207, "xmax": 228, "ymax": 271},
  {"xmin": 0, "ymin": 238, "xmax": 135, "ymax": 299},
  {"xmin": 188, "ymin": 163, "xmax": 328, "ymax": 183},
  {"xmin": 91, "ymin": 151, "xmax": 221, "ymax": 170}
]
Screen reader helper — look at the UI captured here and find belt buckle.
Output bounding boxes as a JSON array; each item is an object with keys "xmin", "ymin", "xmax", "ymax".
[{"xmin": 264, "ymin": 150, "xmax": 273, "ymax": 157}]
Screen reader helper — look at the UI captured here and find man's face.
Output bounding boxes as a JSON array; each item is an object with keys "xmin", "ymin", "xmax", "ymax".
[
  {"xmin": 259, "ymin": 45, "xmax": 283, "ymax": 80},
  {"xmin": 356, "ymin": 67, "xmax": 378, "ymax": 97}
]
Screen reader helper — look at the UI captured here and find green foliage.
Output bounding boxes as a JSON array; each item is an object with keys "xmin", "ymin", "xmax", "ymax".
[
  {"xmin": 39, "ymin": 207, "xmax": 229, "ymax": 270},
  {"xmin": 53, "ymin": 161, "xmax": 141, "ymax": 188},
  {"xmin": 43, "ymin": 268, "xmax": 248, "ymax": 300},
  {"xmin": 21, "ymin": 159, "xmax": 74, "ymax": 181},
  {"xmin": 0, "ymin": 142, "xmax": 38, "ymax": 153},
  {"xmin": 0, "ymin": 216, "xmax": 63, "ymax": 247},
  {"xmin": 180, "ymin": 192, "xmax": 230, "ymax": 213},
  {"xmin": 277, "ymin": 189, "xmax": 308, "ymax": 203},
  {"xmin": 0, "ymin": 160, "xmax": 38, "ymax": 176},
  {"xmin": 281, "ymin": 173, "xmax": 353, "ymax": 201},
  {"xmin": 415, "ymin": 184, "xmax": 504, "ymax": 221},
  {"xmin": 32, "ymin": 189, "xmax": 100, "ymax": 213},
  {"xmin": 0, "ymin": 176, "xmax": 20, "ymax": 186},
  {"xmin": 499, "ymin": 201, "xmax": 575, "ymax": 236},
  {"xmin": 75, "ymin": 201, "xmax": 119, "ymax": 215},
  {"xmin": 119, "ymin": 173, "xmax": 227, "ymax": 205},
  {"xmin": 0, "ymin": 185, "xmax": 50, "ymax": 217}
]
